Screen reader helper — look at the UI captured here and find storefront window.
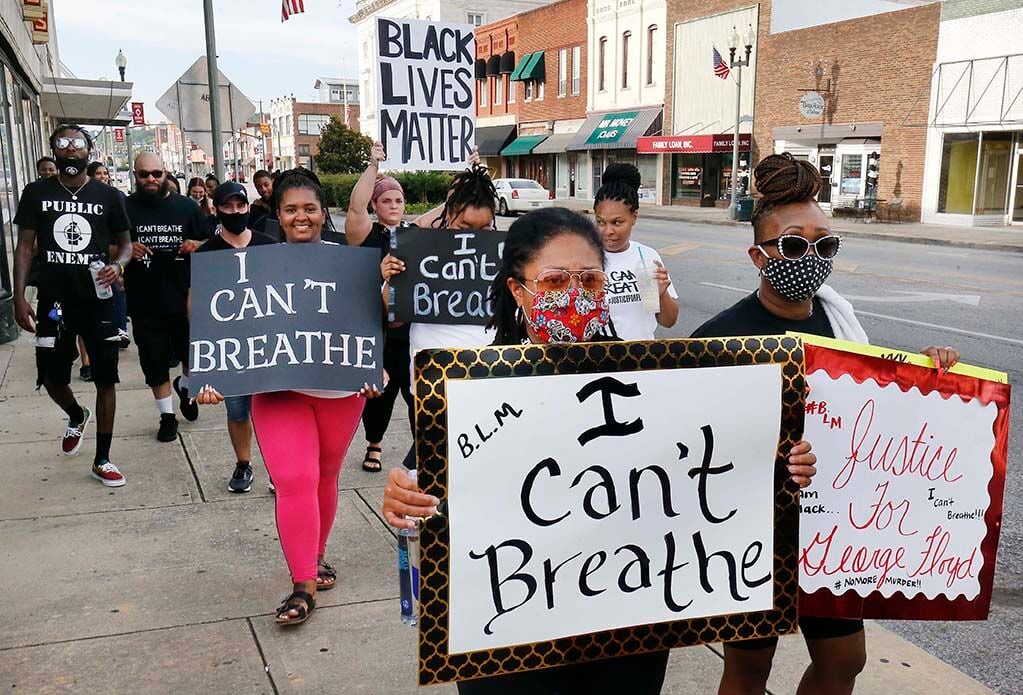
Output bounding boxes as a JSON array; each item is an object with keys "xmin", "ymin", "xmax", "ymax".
[
  {"xmin": 976, "ymin": 133, "xmax": 1012, "ymax": 215},
  {"xmin": 839, "ymin": 154, "xmax": 863, "ymax": 195},
  {"xmin": 937, "ymin": 133, "xmax": 978, "ymax": 214},
  {"xmin": 6, "ymin": 68, "xmax": 26, "ymax": 199},
  {"xmin": 672, "ymin": 153, "xmax": 702, "ymax": 199},
  {"xmin": 0, "ymin": 69, "xmax": 14, "ymax": 256},
  {"xmin": 637, "ymin": 154, "xmax": 657, "ymax": 201}
]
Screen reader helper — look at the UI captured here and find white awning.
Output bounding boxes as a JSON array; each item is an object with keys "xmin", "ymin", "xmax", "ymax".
[{"xmin": 41, "ymin": 78, "xmax": 134, "ymax": 126}]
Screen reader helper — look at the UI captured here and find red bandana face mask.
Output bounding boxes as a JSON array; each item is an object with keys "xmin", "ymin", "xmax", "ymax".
[{"xmin": 524, "ymin": 287, "xmax": 610, "ymax": 344}]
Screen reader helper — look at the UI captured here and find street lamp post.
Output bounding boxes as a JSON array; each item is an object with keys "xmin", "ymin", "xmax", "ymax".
[
  {"xmin": 116, "ymin": 50, "xmax": 134, "ymax": 192},
  {"xmin": 727, "ymin": 24, "xmax": 755, "ymax": 220}
]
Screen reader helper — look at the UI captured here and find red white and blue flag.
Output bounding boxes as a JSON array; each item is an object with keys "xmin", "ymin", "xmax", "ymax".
[
  {"xmin": 712, "ymin": 47, "xmax": 731, "ymax": 80},
  {"xmin": 282, "ymin": 0, "xmax": 305, "ymax": 22}
]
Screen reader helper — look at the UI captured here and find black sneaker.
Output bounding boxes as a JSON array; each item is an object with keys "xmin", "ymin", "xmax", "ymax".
[
  {"xmin": 228, "ymin": 463, "xmax": 253, "ymax": 493},
  {"xmin": 79, "ymin": 365, "xmax": 93, "ymax": 382},
  {"xmin": 157, "ymin": 414, "xmax": 179, "ymax": 442},
  {"xmin": 173, "ymin": 376, "xmax": 199, "ymax": 422}
]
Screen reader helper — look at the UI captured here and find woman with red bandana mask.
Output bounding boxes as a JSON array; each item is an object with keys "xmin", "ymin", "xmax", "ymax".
[{"xmin": 380, "ymin": 207, "xmax": 819, "ymax": 694}]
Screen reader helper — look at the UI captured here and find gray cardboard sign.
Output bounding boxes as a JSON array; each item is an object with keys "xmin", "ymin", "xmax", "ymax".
[{"xmin": 189, "ymin": 243, "xmax": 384, "ymax": 397}]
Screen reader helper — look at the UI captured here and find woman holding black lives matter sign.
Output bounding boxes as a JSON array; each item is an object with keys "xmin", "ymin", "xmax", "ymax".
[
  {"xmin": 381, "ymin": 207, "xmax": 820, "ymax": 694},
  {"xmin": 689, "ymin": 153, "xmax": 961, "ymax": 695},
  {"xmin": 196, "ymin": 171, "xmax": 383, "ymax": 627}
]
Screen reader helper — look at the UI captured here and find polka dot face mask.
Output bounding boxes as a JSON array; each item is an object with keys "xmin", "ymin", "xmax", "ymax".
[{"xmin": 760, "ymin": 255, "xmax": 833, "ymax": 302}]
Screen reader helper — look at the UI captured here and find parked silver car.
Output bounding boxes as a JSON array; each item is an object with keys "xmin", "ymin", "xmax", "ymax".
[{"xmin": 494, "ymin": 178, "xmax": 553, "ymax": 215}]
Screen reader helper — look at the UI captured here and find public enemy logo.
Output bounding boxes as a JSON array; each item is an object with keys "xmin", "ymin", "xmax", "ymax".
[{"xmin": 53, "ymin": 213, "xmax": 93, "ymax": 253}]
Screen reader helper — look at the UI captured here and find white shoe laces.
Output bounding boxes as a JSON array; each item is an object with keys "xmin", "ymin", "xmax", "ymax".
[{"xmin": 95, "ymin": 461, "xmax": 121, "ymax": 475}]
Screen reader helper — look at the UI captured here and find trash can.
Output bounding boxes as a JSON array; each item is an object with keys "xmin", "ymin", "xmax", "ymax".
[{"xmin": 735, "ymin": 197, "xmax": 754, "ymax": 222}]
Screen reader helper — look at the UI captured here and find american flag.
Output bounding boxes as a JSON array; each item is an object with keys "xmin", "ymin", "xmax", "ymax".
[
  {"xmin": 712, "ymin": 47, "xmax": 731, "ymax": 80},
  {"xmin": 281, "ymin": 0, "xmax": 305, "ymax": 22}
]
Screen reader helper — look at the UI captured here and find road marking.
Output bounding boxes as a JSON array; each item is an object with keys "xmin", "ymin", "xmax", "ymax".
[
  {"xmin": 842, "ymin": 291, "xmax": 981, "ymax": 307},
  {"xmin": 658, "ymin": 241, "xmax": 704, "ymax": 256},
  {"xmin": 697, "ymin": 282, "xmax": 1023, "ymax": 346}
]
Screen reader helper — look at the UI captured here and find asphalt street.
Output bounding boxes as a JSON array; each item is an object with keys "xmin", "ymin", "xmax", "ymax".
[{"xmin": 596, "ymin": 216, "xmax": 1023, "ymax": 693}]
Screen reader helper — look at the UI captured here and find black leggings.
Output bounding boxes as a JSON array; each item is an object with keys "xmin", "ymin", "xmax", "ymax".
[
  {"xmin": 361, "ymin": 333, "xmax": 413, "ymax": 443},
  {"xmin": 455, "ymin": 650, "xmax": 670, "ymax": 695}
]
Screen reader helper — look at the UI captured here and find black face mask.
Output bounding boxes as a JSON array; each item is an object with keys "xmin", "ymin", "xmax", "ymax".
[
  {"xmin": 56, "ymin": 156, "xmax": 89, "ymax": 177},
  {"xmin": 219, "ymin": 211, "xmax": 249, "ymax": 235}
]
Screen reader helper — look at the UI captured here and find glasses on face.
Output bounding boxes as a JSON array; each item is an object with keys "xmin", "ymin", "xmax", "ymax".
[
  {"xmin": 758, "ymin": 234, "xmax": 842, "ymax": 260},
  {"xmin": 136, "ymin": 169, "xmax": 164, "ymax": 180},
  {"xmin": 525, "ymin": 268, "xmax": 606, "ymax": 293},
  {"xmin": 55, "ymin": 136, "xmax": 88, "ymax": 151}
]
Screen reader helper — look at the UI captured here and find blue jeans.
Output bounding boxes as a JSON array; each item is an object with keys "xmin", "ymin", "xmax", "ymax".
[{"xmin": 224, "ymin": 395, "xmax": 252, "ymax": 422}]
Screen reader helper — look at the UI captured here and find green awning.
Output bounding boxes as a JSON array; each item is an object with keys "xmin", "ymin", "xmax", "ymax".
[
  {"xmin": 511, "ymin": 51, "xmax": 545, "ymax": 82},
  {"xmin": 500, "ymin": 135, "xmax": 548, "ymax": 157}
]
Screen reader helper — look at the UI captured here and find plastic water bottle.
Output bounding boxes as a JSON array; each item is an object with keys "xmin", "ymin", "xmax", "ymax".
[
  {"xmin": 397, "ymin": 470, "xmax": 420, "ymax": 626},
  {"xmin": 89, "ymin": 261, "xmax": 113, "ymax": 300}
]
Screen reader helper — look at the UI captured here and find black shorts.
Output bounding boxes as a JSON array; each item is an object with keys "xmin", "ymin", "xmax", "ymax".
[
  {"xmin": 727, "ymin": 616, "xmax": 864, "ymax": 650},
  {"xmin": 35, "ymin": 296, "xmax": 120, "ymax": 387},
  {"xmin": 132, "ymin": 314, "xmax": 190, "ymax": 387}
]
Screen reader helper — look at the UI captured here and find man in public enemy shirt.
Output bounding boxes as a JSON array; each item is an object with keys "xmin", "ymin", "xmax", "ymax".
[
  {"xmin": 124, "ymin": 152, "xmax": 207, "ymax": 443},
  {"xmin": 13, "ymin": 124, "xmax": 132, "ymax": 487}
]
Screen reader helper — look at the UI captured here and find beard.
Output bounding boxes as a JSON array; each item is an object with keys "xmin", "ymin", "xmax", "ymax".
[{"xmin": 137, "ymin": 179, "xmax": 170, "ymax": 202}]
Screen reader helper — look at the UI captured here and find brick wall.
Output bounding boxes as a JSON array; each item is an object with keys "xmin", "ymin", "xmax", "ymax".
[
  {"xmin": 662, "ymin": 1, "xmax": 939, "ymax": 217},
  {"xmin": 476, "ymin": 17, "xmax": 519, "ymax": 120},
  {"xmin": 516, "ymin": 0, "xmax": 588, "ymax": 123},
  {"xmin": 291, "ymin": 101, "xmax": 361, "ymax": 156}
]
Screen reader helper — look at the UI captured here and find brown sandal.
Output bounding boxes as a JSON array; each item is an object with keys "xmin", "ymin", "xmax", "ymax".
[{"xmin": 317, "ymin": 560, "xmax": 337, "ymax": 591}]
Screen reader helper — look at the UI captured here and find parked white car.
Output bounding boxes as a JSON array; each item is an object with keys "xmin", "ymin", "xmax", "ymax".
[{"xmin": 494, "ymin": 178, "xmax": 553, "ymax": 215}]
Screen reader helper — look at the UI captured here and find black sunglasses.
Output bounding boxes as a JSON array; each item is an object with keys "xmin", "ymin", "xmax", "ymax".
[
  {"xmin": 135, "ymin": 169, "xmax": 164, "ymax": 180},
  {"xmin": 758, "ymin": 234, "xmax": 842, "ymax": 260}
]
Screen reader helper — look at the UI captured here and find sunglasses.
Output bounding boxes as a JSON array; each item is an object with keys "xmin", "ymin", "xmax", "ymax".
[
  {"xmin": 135, "ymin": 169, "xmax": 164, "ymax": 180},
  {"xmin": 758, "ymin": 234, "xmax": 842, "ymax": 260},
  {"xmin": 525, "ymin": 268, "xmax": 606, "ymax": 293},
  {"xmin": 54, "ymin": 136, "xmax": 88, "ymax": 151}
]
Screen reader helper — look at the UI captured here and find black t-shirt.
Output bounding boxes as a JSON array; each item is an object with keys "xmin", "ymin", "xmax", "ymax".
[
  {"xmin": 14, "ymin": 177, "xmax": 130, "ymax": 300},
  {"xmin": 124, "ymin": 191, "xmax": 209, "ymax": 318},
  {"xmin": 690, "ymin": 291, "xmax": 835, "ymax": 340},
  {"xmin": 196, "ymin": 229, "xmax": 278, "ymax": 253},
  {"xmin": 364, "ymin": 221, "xmax": 410, "ymax": 342}
]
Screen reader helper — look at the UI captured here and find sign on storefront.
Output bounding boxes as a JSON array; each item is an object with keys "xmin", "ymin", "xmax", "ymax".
[
  {"xmin": 585, "ymin": 111, "xmax": 638, "ymax": 145},
  {"xmin": 799, "ymin": 92, "xmax": 826, "ymax": 119},
  {"xmin": 637, "ymin": 133, "xmax": 751, "ymax": 154}
]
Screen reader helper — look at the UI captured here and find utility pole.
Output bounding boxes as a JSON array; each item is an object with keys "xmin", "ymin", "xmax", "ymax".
[{"xmin": 203, "ymin": 0, "xmax": 225, "ymax": 180}]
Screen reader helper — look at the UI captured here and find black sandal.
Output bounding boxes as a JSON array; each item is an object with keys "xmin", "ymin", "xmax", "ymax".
[
  {"xmin": 317, "ymin": 560, "xmax": 337, "ymax": 591},
  {"xmin": 275, "ymin": 590, "xmax": 315, "ymax": 626},
  {"xmin": 362, "ymin": 445, "xmax": 383, "ymax": 472}
]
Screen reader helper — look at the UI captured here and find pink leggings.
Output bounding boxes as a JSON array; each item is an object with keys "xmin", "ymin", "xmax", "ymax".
[{"xmin": 252, "ymin": 391, "xmax": 365, "ymax": 583}]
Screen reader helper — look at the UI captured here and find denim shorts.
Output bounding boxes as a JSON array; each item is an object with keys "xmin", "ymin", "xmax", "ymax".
[{"xmin": 224, "ymin": 395, "xmax": 252, "ymax": 422}]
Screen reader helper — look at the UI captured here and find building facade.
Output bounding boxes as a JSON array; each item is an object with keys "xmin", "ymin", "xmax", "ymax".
[
  {"xmin": 474, "ymin": 15, "xmax": 520, "ymax": 176},
  {"xmin": 314, "ymin": 77, "xmax": 360, "ymax": 106},
  {"xmin": 270, "ymin": 94, "xmax": 360, "ymax": 172},
  {"xmin": 920, "ymin": 1, "xmax": 1023, "ymax": 226}
]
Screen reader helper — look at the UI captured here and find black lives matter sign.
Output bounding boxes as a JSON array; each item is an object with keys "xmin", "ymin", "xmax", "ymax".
[
  {"xmin": 388, "ymin": 227, "xmax": 506, "ymax": 325},
  {"xmin": 189, "ymin": 243, "xmax": 384, "ymax": 397},
  {"xmin": 376, "ymin": 17, "xmax": 475, "ymax": 170}
]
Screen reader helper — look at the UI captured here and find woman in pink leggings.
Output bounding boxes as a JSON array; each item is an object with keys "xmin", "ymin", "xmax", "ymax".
[{"xmin": 197, "ymin": 171, "xmax": 382, "ymax": 626}]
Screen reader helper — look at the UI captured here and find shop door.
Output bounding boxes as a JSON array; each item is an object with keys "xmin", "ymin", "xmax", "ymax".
[
  {"xmin": 592, "ymin": 152, "xmax": 603, "ymax": 195},
  {"xmin": 818, "ymin": 155, "xmax": 834, "ymax": 205},
  {"xmin": 702, "ymin": 154, "xmax": 721, "ymax": 207},
  {"xmin": 568, "ymin": 155, "xmax": 577, "ymax": 197},
  {"xmin": 1012, "ymin": 149, "xmax": 1023, "ymax": 224}
]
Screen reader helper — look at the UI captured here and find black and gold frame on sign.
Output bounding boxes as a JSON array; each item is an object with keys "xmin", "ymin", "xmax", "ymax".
[{"xmin": 413, "ymin": 336, "xmax": 806, "ymax": 686}]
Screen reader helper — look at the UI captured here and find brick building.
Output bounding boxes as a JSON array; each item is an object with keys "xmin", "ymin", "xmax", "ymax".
[
  {"xmin": 269, "ymin": 95, "xmax": 360, "ymax": 171},
  {"xmin": 475, "ymin": 15, "xmax": 520, "ymax": 175}
]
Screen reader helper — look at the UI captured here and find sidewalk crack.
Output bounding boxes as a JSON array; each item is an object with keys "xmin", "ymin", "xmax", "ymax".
[{"xmin": 246, "ymin": 617, "xmax": 280, "ymax": 695}]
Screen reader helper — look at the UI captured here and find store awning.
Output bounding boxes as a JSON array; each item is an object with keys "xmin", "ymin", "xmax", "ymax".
[
  {"xmin": 566, "ymin": 108, "xmax": 662, "ymax": 151},
  {"xmin": 500, "ymin": 51, "xmax": 516, "ymax": 74},
  {"xmin": 510, "ymin": 51, "xmax": 545, "ymax": 81},
  {"xmin": 532, "ymin": 132, "xmax": 577, "ymax": 155},
  {"xmin": 500, "ymin": 135, "xmax": 548, "ymax": 156},
  {"xmin": 41, "ymin": 77, "xmax": 134, "ymax": 126},
  {"xmin": 772, "ymin": 122, "xmax": 884, "ymax": 142},
  {"xmin": 476, "ymin": 124, "xmax": 517, "ymax": 157}
]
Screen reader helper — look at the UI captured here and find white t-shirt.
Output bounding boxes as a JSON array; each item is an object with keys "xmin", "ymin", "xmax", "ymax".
[
  {"xmin": 604, "ymin": 241, "xmax": 678, "ymax": 341},
  {"xmin": 409, "ymin": 323, "xmax": 496, "ymax": 382}
]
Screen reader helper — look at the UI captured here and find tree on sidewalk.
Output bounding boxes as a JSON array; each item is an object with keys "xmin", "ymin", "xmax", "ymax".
[{"xmin": 315, "ymin": 116, "xmax": 372, "ymax": 174}]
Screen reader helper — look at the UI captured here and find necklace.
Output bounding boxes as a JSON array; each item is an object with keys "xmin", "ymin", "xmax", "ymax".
[{"xmin": 57, "ymin": 178, "xmax": 88, "ymax": 201}]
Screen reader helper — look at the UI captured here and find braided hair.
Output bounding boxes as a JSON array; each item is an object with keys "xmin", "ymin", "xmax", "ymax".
[
  {"xmin": 750, "ymin": 153, "xmax": 822, "ymax": 235},
  {"xmin": 488, "ymin": 207, "xmax": 614, "ymax": 345},
  {"xmin": 594, "ymin": 163, "xmax": 641, "ymax": 213},
  {"xmin": 432, "ymin": 164, "xmax": 497, "ymax": 228}
]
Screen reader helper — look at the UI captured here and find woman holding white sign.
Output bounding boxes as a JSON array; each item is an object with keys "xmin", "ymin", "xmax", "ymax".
[
  {"xmin": 382, "ymin": 207, "xmax": 820, "ymax": 692},
  {"xmin": 691, "ymin": 153, "xmax": 960, "ymax": 695},
  {"xmin": 196, "ymin": 171, "xmax": 383, "ymax": 627},
  {"xmin": 594, "ymin": 164, "xmax": 679, "ymax": 340}
]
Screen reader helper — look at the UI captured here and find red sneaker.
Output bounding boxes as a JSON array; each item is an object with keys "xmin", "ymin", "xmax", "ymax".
[
  {"xmin": 91, "ymin": 460, "xmax": 126, "ymax": 487},
  {"xmin": 62, "ymin": 406, "xmax": 92, "ymax": 456}
]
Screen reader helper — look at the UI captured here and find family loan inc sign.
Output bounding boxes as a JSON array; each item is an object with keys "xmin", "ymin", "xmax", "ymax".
[
  {"xmin": 585, "ymin": 111, "xmax": 638, "ymax": 145},
  {"xmin": 637, "ymin": 134, "xmax": 752, "ymax": 154},
  {"xmin": 413, "ymin": 337, "xmax": 807, "ymax": 684},
  {"xmin": 376, "ymin": 17, "xmax": 476, "ymax": 169},
  {"xmin": 189, "ymin": 244, "xmax": 384, "ymax": 397},
  {"xmin": 794, "ymin": 334, "xmax": 1010, "ymax": 620}
]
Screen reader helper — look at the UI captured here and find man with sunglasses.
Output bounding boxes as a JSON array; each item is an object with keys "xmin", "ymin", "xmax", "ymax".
[
  {"xmin": 124, "ymin": 152, "xmax": 208, "ymax": 442},
  {"xmin": 13, "ymin": 124, "xmax": 132, "ymax": 486}
]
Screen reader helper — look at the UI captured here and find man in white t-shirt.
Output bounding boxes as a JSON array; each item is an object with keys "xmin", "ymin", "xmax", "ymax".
[{"xmin": 603, "ymin": 240, "xmax": 679, "ymax": 340}]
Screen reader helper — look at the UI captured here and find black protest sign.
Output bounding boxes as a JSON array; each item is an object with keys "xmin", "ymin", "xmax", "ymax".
[
  {"xmin": 389, "ymin": 227, "xmax": 506, "ymax": 326},
  {"xmin": 412, "ymin": 337, "xmax": 806, "ymax": 685},
  {"xmin": 189, "ymin": 243, "xmax": 384, "ymax": 397},
  {"xmin": 376, "ymin": 17, "xmax": 476, "ymax": 170}
]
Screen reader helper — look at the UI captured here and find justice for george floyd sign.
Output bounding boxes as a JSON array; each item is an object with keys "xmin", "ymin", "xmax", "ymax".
[
  {"xmin": 388, "ymin": 227, "xmax": 506, "ymax": 325},
  {"xmin": 794, "ymin": 334, "xmax": 1010, "ymax": 620},
  {"xmin": 413, "ymin": 337, "xmax": 807, "ymax": 684},
  {"xmin": 376, "ymin": 17, "xmax": 476, "ymax": 170},
  {"xmin": 189, "ymin": 244, "xmax": 384, "ymax": 397}
]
